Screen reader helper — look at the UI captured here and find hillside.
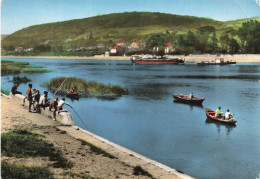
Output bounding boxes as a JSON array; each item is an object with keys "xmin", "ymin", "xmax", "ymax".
[{"xmin": 1, "ymin": 12, "xmax": 259, "ymax": 51}]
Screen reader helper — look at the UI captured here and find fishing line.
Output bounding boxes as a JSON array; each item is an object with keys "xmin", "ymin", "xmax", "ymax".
[
  {"xmin": 71, "ymin": 107, "xmax": 88, "ymax": 129},
  {"xmin": 49, "ymin": 76, "xmax": 68, "ymax": 100}
]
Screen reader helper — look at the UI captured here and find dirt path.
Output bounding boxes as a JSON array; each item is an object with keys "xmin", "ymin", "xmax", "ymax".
[{"xmin": 1, "ymin": 95, "xmax": 188, "ymax": 179}]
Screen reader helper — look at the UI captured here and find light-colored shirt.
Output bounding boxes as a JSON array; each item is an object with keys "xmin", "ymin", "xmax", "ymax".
[
  {"xmin": 39, "ymin": 95, "xmax": 47, "ymax": 105},
  {"xmin": 215, "ymin": 109, "xmax": 221, "ymax": 116},
  {"xmin": 58, "ymin": 100, "xmax": 71, "ymax": 107},
  {"xmin": 225, "ymin": 112, "xmax": 231, "ymax": 119}
]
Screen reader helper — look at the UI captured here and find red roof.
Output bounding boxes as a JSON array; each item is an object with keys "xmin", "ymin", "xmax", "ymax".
[
  {"xmin": 111, "ymin": 45, "xmax": 120, "ymax": 49},
  {"xmin": 117, "ymin": 42, "xmax": 125, "ymax": 45},
  {"xmin": 166, "ymin": 42, "xmax": 172, "ymax": 47},
  {"xmin": 133, "ymin": 41, "xmax": 141, "ymax": 44}
]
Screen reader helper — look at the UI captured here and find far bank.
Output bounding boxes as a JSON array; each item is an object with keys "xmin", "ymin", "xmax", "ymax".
[{"xmin": 1, "ymin": 54, "xmax": 260, "ymax": 63}]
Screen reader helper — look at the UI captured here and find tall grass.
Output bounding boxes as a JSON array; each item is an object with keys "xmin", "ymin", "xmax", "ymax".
[
  {"xmin": 11, "ymin": 76, "xmax": 31, "ymax": 84},
  {"xmin": 45, "ymin": 77, "xmax": 128, "ymax": 95},
  {"xmin": 1, "ymin": 60, "xmax": 52, "ymax": 75},
  {"xmin": 1, "ymin": 129, "xmax": 73, "ymax": 169},
  {"xmin": 2, "ymin": 161, "xmax": 54, "ymax": 179},
  {"xmin": 1, "ymin": 88, "xmax": 10, "ymax": 95}
]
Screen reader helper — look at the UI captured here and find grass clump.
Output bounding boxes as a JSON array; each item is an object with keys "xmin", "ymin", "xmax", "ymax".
[
  {"xmin": 1, "ymin": 161, "xmax": 54, "ymax": 179},
  {"xmin": 1, "ymin": 60, "xmax": 52, "ymax": 75},
  {"xmin": 133, "ymin": 166, "xmax": 154, "ymax": 178},
  {"xmin": 11, "ymin": 76, "xmax": 31, "ymax": 84},
  {"xmin": 1, "ymin": 88, "xmax": 10, "ymax": 95},
  {"xmin": 1, "ymin": 129, "xmax": 73, "ymax": 169},
  {"xmin": 79, "ymin": 139, "xmax": 116, "ymax": 159},
  {"xmin": 45, "ymin": 77, "xmax": 128, "ymax": 95}
]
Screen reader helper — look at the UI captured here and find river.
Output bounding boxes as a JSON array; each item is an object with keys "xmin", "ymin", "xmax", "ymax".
[{"xmin": 1, "ymin": 58, "xmax": 260, "ymax": 179}]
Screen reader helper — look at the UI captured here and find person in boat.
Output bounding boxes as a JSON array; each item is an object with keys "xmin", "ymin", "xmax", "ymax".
[
  {"xmin": 11, "ymin": 84, "xmax": 22, "ymax": 95},
  {"xmin": 225, "ymin": 109, "xmax": 233, "ymax": 120},
  {"xmin": 22, "ymin": 83, "xmax": 33, "ymax": 112},
  {"xmin": 215, "ymin": 107, "xmax": 222, "ymax": 118},
  {"xmin": 188, "ymin": 93, "xmax": 194, "ymax": 99},
  {"xmin": 39, "ymin": 91, "xmax": 50, "ymax": 111},
  {"xmin": 49, "ymin": 96, "xmax": 59, "ymax": 120},
  {"xmin": 69, "ymin": 87, "xmax": 76, "ymax": 93},
  {"xmin": 58, "ymin": 98, "xmax": 72, "ymax": 114}
]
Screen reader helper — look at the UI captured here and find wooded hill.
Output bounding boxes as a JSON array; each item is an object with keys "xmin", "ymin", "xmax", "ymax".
[{"xmin": 2, "ymin": 12, "xmax": 260, "ymax": 53}]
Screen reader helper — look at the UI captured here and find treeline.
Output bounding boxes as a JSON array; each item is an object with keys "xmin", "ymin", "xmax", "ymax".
[{"xmin": 144, "ymin": 20, "xmax": 260, "ymax": 55}]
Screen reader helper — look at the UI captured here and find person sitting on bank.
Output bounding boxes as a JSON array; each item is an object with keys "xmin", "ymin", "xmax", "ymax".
[
  {"xmin": 11, "ymin": 84, "xmax": 22, "ymax": 95},
  {"xmin": 188, "ymin": 92, "xmax": 194, "ymax": 99},
  {"xmin": 58, "ymin": 98, "xmax": 72, "ymax": 114},
  {"xmin": 215, "ymin": 107, "xmax": 222, "ymax": 118},
  {"xmin": 225, "ymin": 109, "xmax": 233, "ymax": 120},
  {"xmin": 49, "ymin": 96, "xmax": 59, "ymax": 120},
  {"xmin": 39, "ymin": 91, "xmax": 50, "ymax": 110}
]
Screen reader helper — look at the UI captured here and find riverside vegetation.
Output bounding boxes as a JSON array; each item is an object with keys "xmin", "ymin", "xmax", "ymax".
[
  {"xmin": 1, "ymin": 129, "xmax": 73, "ymax": 179},
  {"xmin": 1, "ymin": 60, "xmax": 52, "ymax": 75},
  {"xmin": 2, "ymin": 12, "xmax": 260, "ymax": 56},
  {"xmin": 45, "ymin": 77, "xmax": 129, "ymax": 95}
]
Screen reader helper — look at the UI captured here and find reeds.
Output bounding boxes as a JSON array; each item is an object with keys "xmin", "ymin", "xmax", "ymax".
[
  {"xmin": 1, "ymin": 88, "xmax": 10, "ymax": 95},
  {"xmin": 1, "ymin": 60, "xmax": 52, "ymax": 75},
  {"xmin": 45, "ymin": 77, "xmax": 128, "ymax": 95}
]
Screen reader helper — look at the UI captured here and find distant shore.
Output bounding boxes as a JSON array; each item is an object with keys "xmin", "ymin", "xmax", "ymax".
[{"xmin": 2, "ymin": 54, "xmax": 260, "ymax": 62}]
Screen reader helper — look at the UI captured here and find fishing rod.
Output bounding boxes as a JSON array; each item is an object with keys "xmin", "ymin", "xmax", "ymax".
[
  {"xmin": 71, "ymin": 107, "xmax": 88, "ymax": 130},
  {"xmin": 47, "ymin": 76, "xmax": 69, "ymax": 103}
]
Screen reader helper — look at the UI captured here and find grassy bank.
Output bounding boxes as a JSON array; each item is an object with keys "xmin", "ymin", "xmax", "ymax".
[
  {"xmin": 45, "ymin": 77, "xmax": 128, "ymax": 95},
  {"xmin": 1, "ymin": 60, "xmax": 52, "ymax": 75}
]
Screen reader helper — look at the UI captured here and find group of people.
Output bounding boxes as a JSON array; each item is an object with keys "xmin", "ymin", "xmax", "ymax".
[
  {"xmin": 188, "ymin": 92, "xmax": 234, "ymax": 120},
  {"xmin": 11, "ymin": 83, "xmax": 73, "ymax": 121},
  {"xmin": 215, "ymin": 107, "xmax": 233, "ymax": 120}
]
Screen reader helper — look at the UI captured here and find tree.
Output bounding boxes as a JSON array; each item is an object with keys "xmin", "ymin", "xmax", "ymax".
[
  {"xmin": 238, "ymin": 20, "xmax": 260, "ymax": 53},
  {"xmin": 228, "ymin": 38, "xmax": 240, "ymax": 54},
  {"xmin": 208, "ymin": 32, "xmax": 219, "ymax": 53},
  {"xmin": 146, "ymin": 33, "xmax": 168, "ymax": 53},
  {"xmin": 219, "ymin": 33, "xmax": 230, "ymax": 52}
]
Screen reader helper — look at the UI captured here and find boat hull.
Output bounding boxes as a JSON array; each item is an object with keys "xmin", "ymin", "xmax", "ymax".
[
  {"xmin": 66, "ymin": 91, "xmax": 79, "ymax": 99},
  {"xmin": 131, "ymin": 59, "xmax": 184, "ymax": 64},
  {"xmin": 197, "ymin": 62, "xmax": 236, "ymax": 65},
  {"xmin": 205, "ymin": 108, "xmax": 237, "ymax": 124},
  {"xmin": 173, "ymin": 94, "xmax": 204, "ymax": 104}
]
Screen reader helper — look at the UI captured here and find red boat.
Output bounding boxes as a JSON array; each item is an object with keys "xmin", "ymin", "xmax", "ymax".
[
  {"xmin": 197, "ymin": 58, "xmax": 236, "ymax": 65},
  {"xmin": 131, "ymin": 55, "xmax": 185, "ymax": 64},
  {"xmin": 173, "ymin": 94, "xmax": 204, "ymax": 105},
  {"xmin": 66, "ymin": 91, "xmax": 79, "ymax": 98},
  {"xmin": 205, "ymin": 108, "xmax": 237, "ymax": 124}
]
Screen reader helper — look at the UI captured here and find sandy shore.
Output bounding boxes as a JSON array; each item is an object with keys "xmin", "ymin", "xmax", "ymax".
[
  {"xmin": 1, "ymin": 94, "xmax": 192, "ymax": 179},
  {"xmin": 2, "ymin": 54, "xmax": 260, "ymax": 62}
]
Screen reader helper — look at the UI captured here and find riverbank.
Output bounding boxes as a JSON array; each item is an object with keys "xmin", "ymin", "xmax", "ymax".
[
  {"xmin": 1, "ymin": 94, "xmax": 192, "ymax": 179},
  {"xmin": 2, "ymin": 54, "xmax": 260, "ymax": 62}
]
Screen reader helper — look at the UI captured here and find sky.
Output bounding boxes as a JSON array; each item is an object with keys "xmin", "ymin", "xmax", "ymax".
[{"xmin": 1, "ymin": 0, "xmax": 260, "ymax": 34}]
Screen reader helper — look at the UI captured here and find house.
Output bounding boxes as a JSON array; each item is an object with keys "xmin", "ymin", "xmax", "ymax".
[
  {"xmin": 15, "ymin": 47, "xmax": 24, "ymax": 52},
  {"xmin": 110, "ymin": 45, "xmax": 126, "ymax": 56},
  {"xmin": 164, "ymin": 42, "xmax": 175, "ymax": 54},
  {"xmin": 66, "ymin": 39, "xmax": 73, "ymax": 42},
  {"xmin": 42, "ymin": 40, "xmax": 54, "ymax": 45},
  {"xmin": 116, "ymin": 41, "xmax": 126, "ymax": 46},
  {"xmin": 24, "ymin": 48, "xmax": 34, "ymax": 52},
  {"xmin": 128, "ymin": 41, "xmax": 141, "ymax": 49}
]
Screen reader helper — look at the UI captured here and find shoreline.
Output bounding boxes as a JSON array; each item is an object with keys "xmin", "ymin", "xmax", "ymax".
[
  {"xmin": 1, "ymin": 94, "xmax": 192, "ymax": 179},
  {"xmin": 2, "ymin": 54, "xmax": 260, "ymax": 62}
]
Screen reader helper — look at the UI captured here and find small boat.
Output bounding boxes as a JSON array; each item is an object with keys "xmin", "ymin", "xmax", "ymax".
[
  {"xmin": 197, "ymin": 58, "xmax": 236, "ymax": 65},
  {"xmin": 205, "ymin": 108, "xmax": 237, "ymax": 124},
  {"xmin": 66, "ymin": 91, "xmax": 79, "ymax": 98},
  {"xmin": 131, "ymin": 55, "xmax": 185, "ymax": 64},
  {"xmin": 173, "ymin": 94, "xmax": 204, "ymax": 105}
]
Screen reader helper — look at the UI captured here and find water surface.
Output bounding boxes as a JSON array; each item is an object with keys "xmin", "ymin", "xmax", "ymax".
[{"xmin": 2, "ymin": 58, "xmax": 260, "ymax": 179}]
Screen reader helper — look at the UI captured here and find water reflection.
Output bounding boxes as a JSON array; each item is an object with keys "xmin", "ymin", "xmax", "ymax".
[
  {"xmin": 173, "ymin": 100, "xmax": 204, "ymax": 109},
  {"xmin": 205, "ymin": 118, "xmax": 236, "ymax": 135}
]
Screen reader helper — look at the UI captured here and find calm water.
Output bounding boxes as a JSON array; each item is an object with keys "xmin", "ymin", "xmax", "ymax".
[{"xmin": 2, "ymin": 58, "xmax": 260, "ymax": 179}]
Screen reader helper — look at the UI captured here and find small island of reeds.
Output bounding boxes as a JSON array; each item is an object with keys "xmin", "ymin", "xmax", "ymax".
[
  {"xmin": 1, "ymin": 60, "xmax": 52, "ymax": 75},
  {"xmin": 45, "ymin": 77, "xmax": 128, "ymax": 95}
]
